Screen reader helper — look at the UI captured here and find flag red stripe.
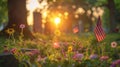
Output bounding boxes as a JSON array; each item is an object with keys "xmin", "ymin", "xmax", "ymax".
[
  {"xmin": 94, "ymin": 16, "xmax": 106, "ymax": 42},
  {"xmin": 99, "ymin": 26, "xmax": 105, "ymax": 41},
  {"xmin": 95, "ymin": 26, "xmax": 105, "ymax": 41},
  {"xmin": 96, "ymin": 26, "xmax": 104, "ymax": 40}
]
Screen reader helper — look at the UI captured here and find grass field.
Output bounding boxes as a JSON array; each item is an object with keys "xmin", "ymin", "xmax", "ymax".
[{"xmin": 0, "ymin": 33, "xmax": 120, "ymax": 67}]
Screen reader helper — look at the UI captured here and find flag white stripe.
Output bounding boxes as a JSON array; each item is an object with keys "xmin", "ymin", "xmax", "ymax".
[{"xmin": 94, "ymin": 16, "xmax": 106, "ymax": 42}]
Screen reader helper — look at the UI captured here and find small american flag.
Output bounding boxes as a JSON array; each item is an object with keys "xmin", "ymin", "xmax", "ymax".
[
  {"xmin": 94, "ymin": 16, "xmax": 106, "ymax": 42},
  {"xmin": 73, "ymin": 26, "xmax": 79, "ymax": 33}
]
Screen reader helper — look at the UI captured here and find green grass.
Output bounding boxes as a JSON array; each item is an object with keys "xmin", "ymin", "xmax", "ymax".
[{"xmin": 0, "ymin": 33, "xmax": 120, "ymax": 67}]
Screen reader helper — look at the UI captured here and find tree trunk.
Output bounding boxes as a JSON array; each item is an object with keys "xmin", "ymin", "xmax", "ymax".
[
  {"xmin": 1, "ymin": 0, "xmax": 34, "ymax": 38},
  {"xmin": 107, "ymin": 0, "xmax": 117, "ymax": 32}
]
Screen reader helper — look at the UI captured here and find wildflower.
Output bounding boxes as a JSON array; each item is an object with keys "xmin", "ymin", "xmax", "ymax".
[
  {"xmin": 48, "ymin": 54, "xmax": 54, "ymax": 61},
  {"xmin": 36, "ymin": 55, "xmax": 47, "ymax": 62},
  {"xmin": 57, "ymin": 57, "xmax": 61, "ymax": 61},
  {"xmin": 10, "ymin": 48, "xmax": 17, "ymax": 54},
  {"xmin": 61, "ymin": 49, "xmax": 67, "ymax": 58},
  {"xmin": 73, "ymin": 53, "xmax": 84, "ymax": 60},
  {"xmin": 100, "ymin": 55, "xmax": 109, "ymax": 61},
  {"xmin": 110, "ymin": 59, "xmax": 120, "ymax": 67},
  {"xmin": 72, "ymin": 40, "xmax": 76, "ymax": 45},
  {"xmin": 111, "ymin": 41, "xmax": 117, "ymax": 48},
  {"xmin": 12, "ymin": 24, "xmax": 16, "ymax": 26},
  {"xmin": 37, "ymin": 55, "xmax": 42, "ymax": 62},
  {"xmin": 78, "ymin": 42, "xmax": 82, "ymax": 45},
  {"xmin": 85, "ymin": 28, "xmax": 89, "ymax": 32},
  {"xmin": 53, "ymin": 42, "xmax": 60, "ymax": 49},
  {"xmin": 54, "ymin": 30, "xmax": 61, "ymax": 36},
  {"xmin": 20, "ymin": 24, "xmax": 25, "ymax": 29},
  {"xmin": 89, "ymin": 54, "xmax": 98, "ymax": 59},
  {"xmin": 3, "ymin": 45, "xmax": 9, "ymax": 53},
  {"xmin": 6, "ymin": 28, "xmax": 15, "ymax": 35},
  {"xmin": 63, "ymin": 41, "xmax": 68, "ymax": 47},
  {"xmin": 30, "ymin": 49, "xmax": 39, "ymax": 56},
  {"xmin": 72, "ymin": 63, "xmax": 75, "ymax": 67},
  {"xmin": 68, "ymin": 45, "xmax": 73, "ymax": 52},
  {"xmin": 25, "ymin": 49, "xmax": 39, "ymax": 56},
  {"xmin": 58, "ymin": 65, "xmax": 61, "ymax": 67},
  {"xmin": 79, "ymin": 45, "xmax": 83, "ymax": 51},
  {"xmin": 43, "ymin": 57, "xmax": 47, "ymax": 63}
]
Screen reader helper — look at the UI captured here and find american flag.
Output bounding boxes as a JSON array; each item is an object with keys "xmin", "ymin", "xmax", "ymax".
[
  {"xmin": 73, "ymin": 25, "xmax": 79, "ymax": 33},
  {"xmin": 94, "ymin": 16, "xmax": 106, "ymax": 42}
]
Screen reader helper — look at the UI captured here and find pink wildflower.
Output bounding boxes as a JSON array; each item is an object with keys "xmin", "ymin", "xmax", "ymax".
[
  {"xmin": 30, "ymin": 49, "xmax": 39, "ymax": 56},
  {"xmin": 100, "ymin": 56, "xmax": 109, "ymax": 61},
  {"xmin": 63, "ymin": 42, "xmax": 68, "ymax": 47},
  {"xmin": 20, "ymin": 24, "xmax": 25, "ymax": 29},
  {"xmin": 53, "ymin": 42, "xmax": 60, "ymax": 49},
  {"xmin": 37, "ymin": 55, "xmax": 42, "ymax": 62},
  {"xmin": 10, "ymin": 48, "xmax": 17, "ymax": 54},
  {"xmin": 111, "ymin": 41, "xmax": 117, "ymax": 48},
  {"xmin": 3, "ymin": 50, "xmax": 9, "ymax": 53}
]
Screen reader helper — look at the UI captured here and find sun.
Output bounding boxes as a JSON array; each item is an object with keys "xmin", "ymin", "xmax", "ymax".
[{"xmin": 54, "ymin": 17, "xmax": 61, "ymax": 25}]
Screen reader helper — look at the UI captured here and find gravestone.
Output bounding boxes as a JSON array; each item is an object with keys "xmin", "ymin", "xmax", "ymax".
[
  {"xmin": 0, "ymin": 53, "xmax": 19, "ymax": 67},
  {"xmin": 78, "ymin": 20, "xmax": 83, "ymax": 33},
  {"xmin": 33, "ymin": 11, "xmax": 42, "ymax": 33}
]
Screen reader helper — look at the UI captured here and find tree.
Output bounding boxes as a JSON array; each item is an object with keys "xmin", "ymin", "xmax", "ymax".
[
  {"xmin": 107, "ymin": 0, "xmax": 117, "ymax": 32},
  {"xmin": 0, "ymin": 0, "xmax": 34, "ymax": 38},
  {"xmin": 0, "ymin": 0, "xmax": 8, "ymax": 24},
  {"xmin": 87, "ymin": 0, "xmax": 120, "ymax": 32}
]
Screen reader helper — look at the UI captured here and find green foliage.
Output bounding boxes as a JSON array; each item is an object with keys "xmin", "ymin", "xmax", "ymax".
[
  {"xmin": 115, "ymin": 0, "xmax": 120, "ymax": 9},
  {"xmin": 102, "ymin": 8, "xmax": 110, "ymax": 30},
  {"xmin": 86, "ymin": 0, "xmax": 107, "ymax": 6},
  {"xmin": 114, "ymin": 0, "xmax": 120, "ymax": 26},
  {"xmin": 0, "ymin": 0, "xmax": 8, "ymax": 24},
  {"xmin": 104, "ymin": 33, "xmax": 120, "ymax": 42},
  {"xmin": 0, "ymin": 32, "xmax": 120, "ymax": 67}
]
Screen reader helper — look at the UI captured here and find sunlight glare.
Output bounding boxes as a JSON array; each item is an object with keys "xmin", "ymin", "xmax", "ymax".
[
  {"xmin": 26, "ymin": 0, "xmax": 40, "ymax": 12},
  {"xmin": 26, "ymin": 0, "xmax": 48, "ymax": 25},
  {"xmin": 54, "ymin": 17, "xmax": 61, "ymax": 25}
]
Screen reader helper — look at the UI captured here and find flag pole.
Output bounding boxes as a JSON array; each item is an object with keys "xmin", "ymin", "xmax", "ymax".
[{"xmin": 94, "ymin": 16, "xmax": 106, "ymax": 56}]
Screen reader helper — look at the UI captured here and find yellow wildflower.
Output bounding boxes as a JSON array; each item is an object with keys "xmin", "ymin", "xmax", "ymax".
[
  {"xmin": 68, "ymin": 45, "xmax": 73, "ymax": 52},
  {"xmin": 12, "ymin": 24, "xmax": 16, "ymax": 26},
  {"xmin": 48, "ymin": 54, "xmax": 55, "ymax": 61},
  {"xmin": 54, "ymin": 30, "xmax": 61, "ymax": 36},
  {"xmin": 6, "ymin": 28, "xmax": 15, "ymax": 35}
]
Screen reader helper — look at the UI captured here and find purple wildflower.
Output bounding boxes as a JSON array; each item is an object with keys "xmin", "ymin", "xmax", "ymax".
[
  {"xmin": 89, "ymin": 54, "xmax": 98, "ymax": 59},
  {"xmin": 110, "ymin": 59, "xmax": 120, "ymax": 67},
  {"xmin": 73, "ymin": 53, "xmax": 84, "ymax": 60}
]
